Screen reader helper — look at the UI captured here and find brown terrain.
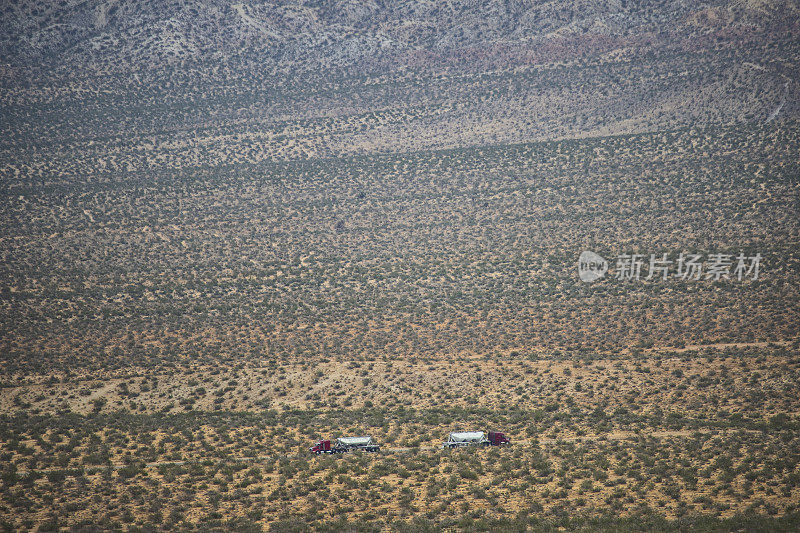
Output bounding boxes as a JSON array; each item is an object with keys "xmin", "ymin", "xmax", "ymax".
[{"xmin": 0, "ymin": 0, "xmax": 799, "ymax": 530}]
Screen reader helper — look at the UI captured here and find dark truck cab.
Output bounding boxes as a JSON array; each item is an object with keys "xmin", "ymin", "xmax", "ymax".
[
  {"xmin": 488, "ymin": 431, "xmax": 511, "ymax": 446},
  {"xmin": 310, "ymin": 439, "xmax": 335, "ymax": 454}
]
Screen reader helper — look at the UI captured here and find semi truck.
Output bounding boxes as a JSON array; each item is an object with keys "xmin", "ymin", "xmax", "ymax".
[
  {"xmin": 310, "ymin": 436, "xmax": 380, "ymax": 454},
  {"xmin": 443, "ymin": 431, "xmax": 511, "ymax": 448}
]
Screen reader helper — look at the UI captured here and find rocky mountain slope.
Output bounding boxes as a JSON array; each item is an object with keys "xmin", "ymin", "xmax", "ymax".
[
  {"xmin": 1, "ymin": 0, "xmax": 798, "ymax": 74},
  {"xmin": 0, "ymin": 1, "xmax": 798, "ymax": 181}
]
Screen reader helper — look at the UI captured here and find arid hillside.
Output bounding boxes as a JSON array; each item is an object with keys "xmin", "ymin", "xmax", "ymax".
[
  {"xmin": 1, "ymin": 123, "xmax": 798, "ymax": 375},
  {"xmin": 1, "ymin": 0, "xmax": 799, "ymax": 531},
  {"xmin": 1, "ymin": 0, "xmax": 799, "ymax": 158}
]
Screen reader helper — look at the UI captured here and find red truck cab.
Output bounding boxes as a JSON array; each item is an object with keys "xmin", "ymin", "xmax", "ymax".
[
  {"xmin": 488, "ymin": 431, "xmax": 510, "ymax": 446},
  {"xmin": 310, "ymin": 439, "xmax": 332, "ymax": 453}
]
